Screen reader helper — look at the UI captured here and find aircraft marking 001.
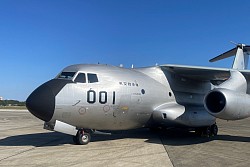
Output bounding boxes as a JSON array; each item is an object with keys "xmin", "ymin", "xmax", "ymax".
[{"xmin": 26, "ymin": 43, "xmax": 250, "ymax": 145}]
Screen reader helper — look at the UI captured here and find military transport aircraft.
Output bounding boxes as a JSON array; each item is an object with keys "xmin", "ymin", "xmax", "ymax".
[{"xmin": 26, "ymin": 43, "xmax": 250, "ymax": 145}]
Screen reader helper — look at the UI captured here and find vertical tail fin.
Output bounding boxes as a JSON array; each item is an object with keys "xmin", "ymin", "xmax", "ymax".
[{"xmin": 210, "ymin": 43, "xmax": 250, "ymax": 70}]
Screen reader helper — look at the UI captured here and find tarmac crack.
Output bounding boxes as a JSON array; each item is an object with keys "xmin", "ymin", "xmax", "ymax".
[
  {"xmin": 0, "ymin": 146, "xmax": 37, "ymax": 162},
  {"xmin": 0, "ymin": 124, "xmax": 42, "ymax": 132},
  {"xmin": 159, "ymin": 134, "xmax": 175, "ymax": 167},
  {"xmin": 0, "ymin": 137, "xmax": 62, "ymax": 162}
]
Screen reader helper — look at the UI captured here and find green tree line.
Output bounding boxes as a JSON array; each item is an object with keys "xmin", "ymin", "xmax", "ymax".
[{"xmin": 0, "ymin": 100, "xmax": 25, "ymax": 106}]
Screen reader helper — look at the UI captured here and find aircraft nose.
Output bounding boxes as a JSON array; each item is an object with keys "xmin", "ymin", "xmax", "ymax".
[
  {"xmin": 26, "ymin": 81, "xmax": 55, "ymax": 122},
  {"xmin": 26, "ymin": 79, "xmax": 73, "ymax": 122}
]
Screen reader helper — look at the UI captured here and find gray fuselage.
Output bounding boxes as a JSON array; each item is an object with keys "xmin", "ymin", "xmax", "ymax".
[
  {"xmin": 52, "ymin": 64, "xmax": 215, "ymax": 130},
  {"xmin": 26, "ymin": 64, "xmax": 215, "ymax": 132}
]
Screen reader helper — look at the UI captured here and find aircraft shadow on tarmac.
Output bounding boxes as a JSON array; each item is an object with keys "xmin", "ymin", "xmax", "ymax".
[
  {"xmin": 157, "ymin": 129, "xmax": 250, "ymax": 146},
  {"xmin": 0, "ymin": 129, "xmax": 249, "ymax": 147}
]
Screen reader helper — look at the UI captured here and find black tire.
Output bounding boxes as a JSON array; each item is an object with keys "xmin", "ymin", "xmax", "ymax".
[
  {"xmin": 211, "ymin": 124, "xmax": 218, "ymax": 136},
  {"xmin": 77, "ymin": 131, "xmax": 91, "ymax": 145},
  {"xmin": 205, "ymin": 126, "xmax": 212, "ymax": 137}
]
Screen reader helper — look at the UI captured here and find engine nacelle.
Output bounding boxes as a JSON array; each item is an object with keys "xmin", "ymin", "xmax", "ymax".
[{"xmin": 204, "ymin": 88, "xmax": 250, "ymax": 120}]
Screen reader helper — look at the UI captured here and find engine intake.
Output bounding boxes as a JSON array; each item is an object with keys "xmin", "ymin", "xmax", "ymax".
[
  {"xmin": 205, "ymin": 91, "xmax": 226, "ymax": 113},
  {"xmin": 204, "ymin": 88, "xmax": 250, "ymax": 120}
]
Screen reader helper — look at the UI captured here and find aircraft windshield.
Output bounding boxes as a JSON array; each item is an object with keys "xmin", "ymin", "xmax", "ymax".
[{"xmin": 58, "ymin": 72, "xmax": 76, "ymax": 80}]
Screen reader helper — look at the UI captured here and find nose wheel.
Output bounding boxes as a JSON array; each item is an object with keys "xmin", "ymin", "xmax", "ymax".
[{"xmin": 73, "ymin": 129, "xmax": 92, "ymax": 145}]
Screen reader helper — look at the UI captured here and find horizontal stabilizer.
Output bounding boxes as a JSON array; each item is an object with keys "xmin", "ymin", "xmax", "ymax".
[
  {"xmin": 210, "ymin": 43, "xmax": 250, "ymax": 70},
  {"xmin": 209, "ymin": 45, "xmax": 250, "ymax": 62},
  {"xmin": 209, "ymin": 48, "xmax": 237, "ymax": 62}
]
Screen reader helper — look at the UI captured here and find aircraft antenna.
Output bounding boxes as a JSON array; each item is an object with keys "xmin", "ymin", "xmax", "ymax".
[
  {"xmin": 230, "ymin": 41, "xmax": 238, "ymax": 46},
  {"xmin": 230, "ymin": 41, "xmax": 245, "ymax": 49}
]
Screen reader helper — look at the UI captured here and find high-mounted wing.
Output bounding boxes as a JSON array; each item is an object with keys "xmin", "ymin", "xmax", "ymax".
[
  {"xmin": 161, "ymin": 64, "xmax": 250, "ymax": 93},
  {"xmin": 161, "ymin": 64, "xmax": 230, "ymax": 81}
]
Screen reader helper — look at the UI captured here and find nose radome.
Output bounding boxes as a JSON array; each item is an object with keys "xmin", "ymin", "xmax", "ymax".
[
  {"xmin": 26, "ymin": 79, "xmax": 73, "ymax": 122},
  {"xmin": 26, "ymin": 82, "xmax": 55, "ymax": 122}
]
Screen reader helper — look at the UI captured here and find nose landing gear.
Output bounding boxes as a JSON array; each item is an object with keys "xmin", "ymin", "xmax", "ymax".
[{"xmin": 73, "ymin": 129, "xmax": 92, "ymax": 145}]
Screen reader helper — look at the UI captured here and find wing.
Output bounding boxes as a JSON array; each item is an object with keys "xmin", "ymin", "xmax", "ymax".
[
  {"xmin": 160, "ymin": 64, "xmax": 250, "ymax": 93},
  {"xmin": 160, "ymin": 64, "xmax": 231, "ymax": 81}
]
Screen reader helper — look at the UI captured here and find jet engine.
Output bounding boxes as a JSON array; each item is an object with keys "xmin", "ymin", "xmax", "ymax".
[{"xmin": 204, "ymin": 88, "xmax": 250, "ymax": 120}]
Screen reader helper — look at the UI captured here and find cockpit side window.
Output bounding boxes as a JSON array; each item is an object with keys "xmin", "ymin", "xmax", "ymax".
[
  {"xmin": 74, "ymin": 73, "xmax": 86, "ymax": 83},
  {"xmin": 87, "ymin": 73, "xmax": 98, "ymax": 83},
  {"xmin": 58, "ymin": 72, "xmax": 76, "ymax": 80}
]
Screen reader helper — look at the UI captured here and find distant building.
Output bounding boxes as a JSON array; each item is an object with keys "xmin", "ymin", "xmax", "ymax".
[{"xmin": 0, "ymin": 97, "xmax": 3, "ymax": 100}]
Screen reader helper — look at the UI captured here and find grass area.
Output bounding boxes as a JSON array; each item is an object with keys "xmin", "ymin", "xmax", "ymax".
[{"xmin": 0, "ymin": 106, "xmax": 27, "ymax": 110}]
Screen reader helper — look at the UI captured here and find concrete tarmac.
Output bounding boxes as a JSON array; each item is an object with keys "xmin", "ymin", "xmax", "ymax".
[
  {"xmin": 0, "ymin": 110, "xmax": 172, "ymax": 167},
  {"xmin": 0, "ymin": 110, "xmax": 249, "ymax": 167}
]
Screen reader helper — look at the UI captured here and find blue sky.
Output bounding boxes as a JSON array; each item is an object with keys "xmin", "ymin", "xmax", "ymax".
[{"xmin": 1, "ymin": 0, "xmax": 250, "ymax": 101}]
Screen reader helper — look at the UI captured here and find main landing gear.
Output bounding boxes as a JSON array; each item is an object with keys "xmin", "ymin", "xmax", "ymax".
[
  {"xmin": 73, "ymin": 129, "xmax": 92, "ymax": 145},
  {"xmin": 195, "ymin": 124, "xmax": 218, "ymax": 137}
]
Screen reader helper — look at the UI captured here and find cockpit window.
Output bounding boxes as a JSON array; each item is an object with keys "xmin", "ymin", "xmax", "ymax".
[
  {"xmin": 58, "ymin": 72, "xmax": 76, "ymax": 80},
  {"xmin": 88, "ymin": 73, "xmax": 98, "ymax": 83},
  {"xmin": 74, "ymin": 73, "xmax": 86, "ymax": 83}
]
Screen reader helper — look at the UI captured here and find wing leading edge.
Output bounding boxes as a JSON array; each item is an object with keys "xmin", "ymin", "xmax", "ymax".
[
  {"xmin": 160, "ymin": 64, "xmax": 230, "ymax": 81},
  {"xmin": 161, "ymin": 64, "xmax": 250, "ymax": 92}
]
